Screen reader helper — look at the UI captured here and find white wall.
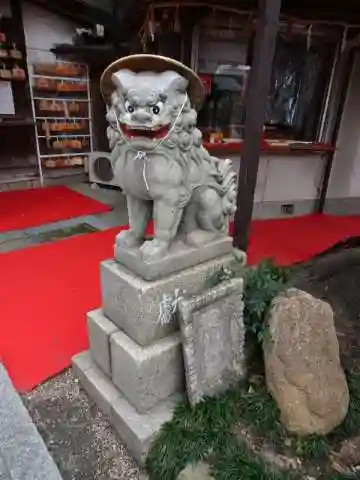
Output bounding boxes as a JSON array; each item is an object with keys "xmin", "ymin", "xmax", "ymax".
[
  {"xmin": 22, "ymin": 3, "xmax": 78, "ymax": 63},
  {"xmin": 229, "ymin": 154, "xmax": 324, "ymax": 205},
  {"xmin": 327, "ymin": 52, "xmax": 360, "ymax": 199}
]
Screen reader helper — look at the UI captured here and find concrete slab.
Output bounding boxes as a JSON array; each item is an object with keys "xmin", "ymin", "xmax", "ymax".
[
  {"xmin": 0, "ymin": 219, "xmax": 98, "ymax": 253},
  {"xmin": 0, "ymin": 231, "xmax": 27, "ymax": 244},
  {"xmin": 73, "ymin": 352, "xmax": 179, "ymax": 466},
  {"xmin": 96, "ymin": 209, "xmax": 129, "ymax": 228},
  {"xmin": 83, "ymin": 215, "xmax": 115, "ymax": 231},
  {"xmin": 69, "ymin": 183, "xmax": 125, "ymax": 208},
  {"xmin": 0, "ymin": 363, "xmax": 62, "ymax": 480},
  {"xmin": 22, "ymin": 217, "xmax": 93, "ymax": 236},
  {"xmin": 0, "ymin": 237, "xmax": 39, "ymax": 253}
]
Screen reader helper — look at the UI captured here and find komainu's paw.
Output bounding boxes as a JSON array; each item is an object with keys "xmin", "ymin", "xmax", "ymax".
[
  {"xmin": 140, "ymin": 239, "xmax": 169, "ymax": 262},
  {"xmin": 115, "ymin": 230, "xmax": 143, "ymax": 249}
]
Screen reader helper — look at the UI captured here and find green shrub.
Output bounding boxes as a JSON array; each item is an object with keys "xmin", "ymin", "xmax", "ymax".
[
  {"xmin": 146, "ymin": 256, "xmax": 360, "ymax": 479},
  {"xmin": 243, "ymin": 259, "xmax": 289, "ymax": 345},
  {"xmin": 207, "ymin": 257, "xmax": 289, "ymax": 346},
  {"xmin": 145, "ymin": 382, "xmax": 297, "ymax": 480}
]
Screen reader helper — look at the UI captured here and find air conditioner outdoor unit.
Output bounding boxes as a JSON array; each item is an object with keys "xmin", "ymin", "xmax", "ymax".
[{"xmin": 88, "ymin": 151, "xmax": 118, "ymax": 187}]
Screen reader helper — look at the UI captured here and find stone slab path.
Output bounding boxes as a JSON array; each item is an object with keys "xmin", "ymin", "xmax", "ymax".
[{"xmin": 0, "ymin": 364, "xmax": 63, "ymax": 480}]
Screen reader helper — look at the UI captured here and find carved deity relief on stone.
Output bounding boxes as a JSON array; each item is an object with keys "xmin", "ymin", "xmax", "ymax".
[
  {"xmin": 100, "ymin": 54, "xmax": 237, "ymax": 263},
  {"xmin": 178, "ymin": 278, "xmax": 245, "ymax": 405}
]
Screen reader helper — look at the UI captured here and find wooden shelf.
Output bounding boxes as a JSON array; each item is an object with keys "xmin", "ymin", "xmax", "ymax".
[
  {"xmin": 43, "ymin": 166, "xmax": 86, "ymax": 176},
  {"xmin": 32, "ymin": 74, "xmax": 87, "ymax": 82},
  {"xmin": 204, "ymin": 140, "xmax": 334, "ymax": 156},
  {"xmin": 29, "ymin": 60, "xmax": 93, "ymax": 182},
  {"xmin": 36, "ymin": 117, "xmax": 91, "ymax": 120},
  {"xmin": 40, "ymin": 152, "xmax": 91, "ymax": 159},
  {"xmin": 38, "ymin": 134, "xmax": 90, "ymax": 139},
  {"xmin": 33, "ymin": 96, "xmax": 90, "ymax": 102},
  {"xmin": 0, "ymin": 77, "xmax": 26, "ymax": 82},
  {"xmin": 0, "ymin": 55, "xmax": 24, "ymax": 61},
  {"xmin": 0, "ymin": 118, "xmax": 35, "ymax": 127}
]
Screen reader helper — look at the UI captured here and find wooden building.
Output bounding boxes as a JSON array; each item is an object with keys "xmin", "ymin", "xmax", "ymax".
[
  {"xmin": 2, "ymin": 0, "xmax": 360, "ymax": 250},
  {"xmin": 123, "ymin": 0, "xmax": 360, "ymax": 249}
]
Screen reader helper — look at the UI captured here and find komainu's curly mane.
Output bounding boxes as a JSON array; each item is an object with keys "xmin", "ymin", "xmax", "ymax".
[{"xmin": 106, "ymin": 88, "xmax": 237, "ymax": 218}]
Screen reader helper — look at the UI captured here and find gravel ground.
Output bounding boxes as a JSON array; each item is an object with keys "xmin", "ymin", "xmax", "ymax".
[{"xmin": 22, "ymin": 370, "xmax": 146, "ymax": 480}]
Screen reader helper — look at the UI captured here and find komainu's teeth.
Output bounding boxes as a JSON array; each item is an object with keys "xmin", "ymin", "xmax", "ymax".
[
  {"xmin": 123, "ymin": 124, "xmax": 164, "ymax": 131},
  {"xmin": 120, "ymin": 122, "xmax": 169, "ymax": 139}
]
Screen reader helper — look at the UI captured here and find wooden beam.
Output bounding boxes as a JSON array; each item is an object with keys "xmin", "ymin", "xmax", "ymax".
[
  {"xmin": 282, "ymin": 2, "xmax": 360, "ymax": 24},
  {"xmin": 345, "ymin": 32, "xmax": 360, "ymax": 52},
  {"xmin": 233, "ymin": 0, "xmax": 281, "ymax": 251},
  {"xmin": 316, "ymin": 50, "xmax": 354, "ymax": 213},
  {"xmin": 112, "ymin": 0, "xmax": 138, "ymax": 44},
  {"xmin": 51, "ymin": 43, "xmax": 130, "ymax": 65},
  {"xmin": 25, "ymin": 0, "xmax": 114, "ymax": 30},
  {"xmin": 9, "ymin": 0, "xmax": 33, "ymax": 118}
]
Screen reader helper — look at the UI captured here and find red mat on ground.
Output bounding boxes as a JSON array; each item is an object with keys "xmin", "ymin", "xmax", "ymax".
[
  {"xmin": 247, "ymin": 214, "xmax": 360, "ymax": 265},
  {"xmin": 0, "ymin": 227, "xmax": 121, "ymax": 391},
  {"xmin": 0, "ymin": 186, "xmax": 111, "ymax": 233},
  {"xmin": 1, "ymin": 213, "xmax": 360, "ymax": 392}
]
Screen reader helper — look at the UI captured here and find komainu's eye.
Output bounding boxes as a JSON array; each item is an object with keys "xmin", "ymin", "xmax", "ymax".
[
  {"xmin": 125, "ymin": 101, "xmax": 135, "ymax": 113},
  {"xmin": 152, "ymin": 102, "xmax": 163, "ymax": 115}
]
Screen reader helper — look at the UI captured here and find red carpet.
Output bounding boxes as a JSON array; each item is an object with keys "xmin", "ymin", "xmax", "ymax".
[
  {"xmin": 1, "ymin": 213, "xmax": 360, "ymax": 392},
  {"xmin": 0, "ymin": 228, "xmax": 121, "ymax": 391},
  {"xmin": 0, "ymin": 186, "xmax": 111, "ymax": 233},
  {"xmin": 247, "ymin": 214, "xmax": 360, "ymax": 265}
]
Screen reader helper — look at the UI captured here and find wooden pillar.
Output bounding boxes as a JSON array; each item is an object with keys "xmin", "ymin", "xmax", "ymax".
[
  {"xmin": 112, "ymin": 0, "xmax": 122, "ymax": 51},
  {"xmin": 316, "ymin": 50, "xmax": 354, "ymax": 213},
  {"xmin": 112, "ymin": 0, "xmax": 136, "ymax": 49},
  {"xmin": 233, "ymin": 0, "xmax": 281, "ymax": 251}
]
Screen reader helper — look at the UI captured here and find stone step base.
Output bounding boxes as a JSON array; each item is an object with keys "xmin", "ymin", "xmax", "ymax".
[
  {"xmin": 73, "ymin": 351, "xmax": 181, "ymax": 466},
  {"xmin": 88, "ymin": 309, "xmax": 184, "ymax": 414}
]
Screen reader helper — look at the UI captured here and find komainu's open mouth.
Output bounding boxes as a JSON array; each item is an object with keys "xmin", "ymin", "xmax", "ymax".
[{"xmin": 121, "ymin": 124, "xmax": 169, "ymax": 140}]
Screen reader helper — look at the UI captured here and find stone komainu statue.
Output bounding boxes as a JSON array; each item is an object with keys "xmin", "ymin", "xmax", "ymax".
[{"xmin": 100, "ymin": 54, "xmax": 237, "ymax": 261}]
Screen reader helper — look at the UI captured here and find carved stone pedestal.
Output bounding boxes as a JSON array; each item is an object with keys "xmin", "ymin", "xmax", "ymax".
[{"xmin": 73, "ymin": 246, "xmax": 239, "ymax": 465}]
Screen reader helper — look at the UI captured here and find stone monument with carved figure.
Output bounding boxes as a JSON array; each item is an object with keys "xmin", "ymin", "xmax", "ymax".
[{"xmin": 73, "ymin": 54, "xmax": 245, "ymax": 465}]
